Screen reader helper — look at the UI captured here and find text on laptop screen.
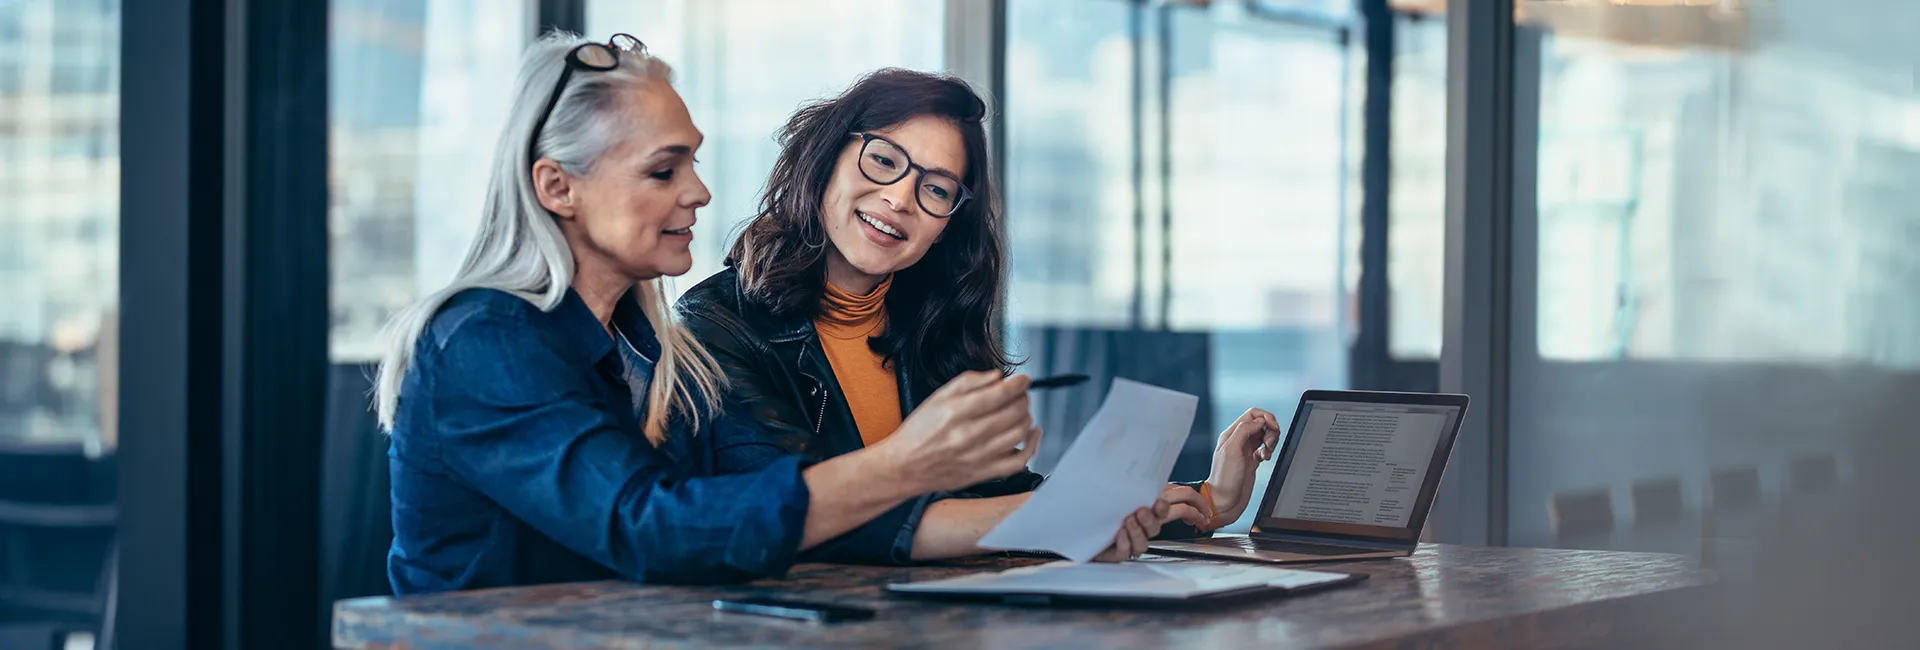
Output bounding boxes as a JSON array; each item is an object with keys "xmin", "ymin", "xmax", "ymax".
[{"xmin": 1268, "ymin": 401, "xmax": 1460, "ymax": 529}]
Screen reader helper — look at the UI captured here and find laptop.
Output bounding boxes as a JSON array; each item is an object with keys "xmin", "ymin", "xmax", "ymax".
[{"xmin": 1149, "ymin": 390, "xmax": 1469, "ymax": 564}]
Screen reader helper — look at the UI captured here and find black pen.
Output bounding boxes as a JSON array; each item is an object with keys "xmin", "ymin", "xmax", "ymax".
[{"xmin": 1027, "ymin": 373, "xmax": 1090, "ymax": 390}]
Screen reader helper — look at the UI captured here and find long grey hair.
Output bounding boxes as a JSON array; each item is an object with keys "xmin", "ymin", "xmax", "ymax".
[{"xmin": 374, "ymin": 32, "xmax": 723, "ymax": 444}]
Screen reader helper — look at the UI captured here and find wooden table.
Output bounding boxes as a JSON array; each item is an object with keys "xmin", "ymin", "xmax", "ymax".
[{"xmin": 333, "ymin": 544, "xmax": 1715, "ymax": 649}]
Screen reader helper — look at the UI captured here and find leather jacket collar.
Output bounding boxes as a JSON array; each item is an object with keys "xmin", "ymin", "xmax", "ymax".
[{"xmin": 676, "ymin": 267, "xmax": 925, "ymax": 459}]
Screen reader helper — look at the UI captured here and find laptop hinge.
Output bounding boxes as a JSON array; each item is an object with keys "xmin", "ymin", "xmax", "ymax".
[{"xmin": 1250, "ymin": 529, "xmax": 1416, "ymax": 552}]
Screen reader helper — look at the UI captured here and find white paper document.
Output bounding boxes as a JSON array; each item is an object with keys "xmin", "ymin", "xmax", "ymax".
[
  {"xmin": 888, "ymin": 560, "xmax": 1353, "ymax": 599},
  {"xmin": 976, "ymin": 378, "xmax": 1198, "ymax": 563}
]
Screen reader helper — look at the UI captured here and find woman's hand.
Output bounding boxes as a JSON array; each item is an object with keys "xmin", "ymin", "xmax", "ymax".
[
  {"xmin": 872, "ymin": 371, "xmax": 1042, "ymax": 494},
  {"xmin": 1201, "ymin": 408, "xmax": 1282, "ymax": 527},
  {"xmin": 1157, "ymin": 484, "xmax": 1212, "ymax": 531},
  {"xmin": 1090, "ymin": 506, "xmax": 1165, "ymax": 563},
  {"xmin": 1089, "ymin": 488, "xmax": 1212, "ymax": 562}
]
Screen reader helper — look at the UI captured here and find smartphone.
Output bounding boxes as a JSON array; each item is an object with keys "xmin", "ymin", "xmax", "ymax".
[
  {"xmin": 1028, "ymin": 373, "xmax": 1090, "ymax": 390},
  {"xmin": 711, "ymin": 597, "xmax": 876, "ymax": 624}
]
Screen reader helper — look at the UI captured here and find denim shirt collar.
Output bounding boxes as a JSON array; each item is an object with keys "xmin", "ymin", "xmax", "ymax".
[{"xmin": 554, "ymin": 286, "xmax": 661, "ymax": 364}]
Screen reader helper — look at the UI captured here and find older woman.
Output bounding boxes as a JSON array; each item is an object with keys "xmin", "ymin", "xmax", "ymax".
[{"xmin": 374, "ymin": 34, "xmax": 1066, "ymax": 594}]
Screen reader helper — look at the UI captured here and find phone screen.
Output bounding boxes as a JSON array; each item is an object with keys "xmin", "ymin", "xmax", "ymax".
[{"xmin": 711, "ymin": 597, "xmax": 876, "ymax": 623}]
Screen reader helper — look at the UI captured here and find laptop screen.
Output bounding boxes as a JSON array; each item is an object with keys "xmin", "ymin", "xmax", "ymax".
[{"xmin": 1255, "ymin": 395, "xmax": 1466, "ymax": 542}]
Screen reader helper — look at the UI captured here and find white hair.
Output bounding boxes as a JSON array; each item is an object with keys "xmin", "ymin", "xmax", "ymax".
[{"xmin": 374, "ymin": 31, "xmax": 723, "ymax": 445}]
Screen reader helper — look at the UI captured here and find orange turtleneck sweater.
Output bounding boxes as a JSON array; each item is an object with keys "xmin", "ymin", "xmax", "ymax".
[{"xmin": 815, "ymin": 276, "xmax": 902, "ymax": 447}]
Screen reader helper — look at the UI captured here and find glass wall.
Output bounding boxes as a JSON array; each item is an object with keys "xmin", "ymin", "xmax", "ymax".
[
  {"xmin": 1003, "ymin": 0, "xmax": 1138, "ymax": 331},
  {"xmin": 588, "ymin": 0, "xmax": 946, "ymax": 299},
  {"xmin": 1166, "ymin": 5, "xmax": 1354, "ymax": 504},
  {"xmin": 329, "ymin": 0, "xmax": 531, "ymax": 361},
  {"xmin": 1508, "ymin": 1, "xmax": 1920, "ymax": 552},
  {"xmin": 0, "ymin": 0, "xmax": 120, "ymax": 636},
  {"xmin": 1006, "ymin": 0, "xmax": 1361, "ymax": 527},
  {"xmin": 330, "ymin": 0, "xmax": 947, "ymax": 353},
  {"xmin": 0, "ymin": 0, "xmax": 119, "ymax": 450},
  {"xmin": 1531, "ymin": 38, "xmax": 1920, "ymax": 367},
  {"xmin": 1388, "ymin": 13, "xmax": 1446, "ymax": 360}
]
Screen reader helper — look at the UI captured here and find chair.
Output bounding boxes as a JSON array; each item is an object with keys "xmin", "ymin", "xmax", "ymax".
[
  {"xmin": 1702, "ymin": 465, "xmax": 1765, "ymax": 571},
  {"xmin": 1787, "ymin": 453, "xmax": 1838, "ymax": 495},
  {"xmin": 1630, "ymin": 476, "xmax": 1686, "ymax": 524},
  {"xmin": 0, "ymin": 444, "xmax": 117, "ymax": 650},
  {"xmin": 1708, "ymin": 465, "xmax": 1763, "ymax": 511},
  {"xmin": 1624, "ymin": 476, "xmax": 1696, "ymax": 555},
  {"xmin": 1548, "ymin": 488, "xmax": 1616, "ymax": 548}
]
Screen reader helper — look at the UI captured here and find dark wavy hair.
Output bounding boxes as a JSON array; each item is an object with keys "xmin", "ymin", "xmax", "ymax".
[{"xmin": 728, "ymin": 68, "xmax": 1011, "ymax": 393}]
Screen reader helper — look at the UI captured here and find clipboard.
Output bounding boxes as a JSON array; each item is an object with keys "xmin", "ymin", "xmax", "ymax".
[{"xmin": 885, "ymin": 558, "xmax": 1367, "ymax": 607}]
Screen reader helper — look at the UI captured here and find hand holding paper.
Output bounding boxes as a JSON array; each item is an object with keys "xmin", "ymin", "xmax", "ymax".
[{"xmin": 977, "ymin": 378, "xmax": 1198, "ymax": 563}]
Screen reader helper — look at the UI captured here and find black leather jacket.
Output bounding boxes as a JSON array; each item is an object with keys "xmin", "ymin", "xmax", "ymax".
[{"xmin": 677, "ymin": 267, "xmax": 1202, "ymax": 544}]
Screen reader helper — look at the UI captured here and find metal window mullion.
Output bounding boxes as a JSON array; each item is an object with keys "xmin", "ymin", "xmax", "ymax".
[
  {"xmin": 537, "ymin": 0, "xmax": 586, "ymax": 37},
  {"xmin": 119, "ymin": 0, "xmax": 230, "ymax": 647},
  {"xmin": 1352, "ymin": 0, "xmax": 1395, "ymax": 390},
  {"xmin": 945, "ymin": 0, "xmax": 1008, "ymax": 341},
  {"xmin": 944, "ymin": 0, "xmax": 1005, "ymax": 175},
  {"xmin": 1156, "ymin": 2, "xmax": 1173, "ymax": 330},
  {"xmin": 1128, "ymin": 0, "xmax": 1147, "ymax": 329},
  {"xmin": 1436, "ymin": 0, "xmax": 1519, "ymax": 547}
]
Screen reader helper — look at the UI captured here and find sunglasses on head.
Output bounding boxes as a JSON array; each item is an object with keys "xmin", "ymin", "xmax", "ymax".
[{"xmin": 526, "ymin": 34, "xmax": 648, "ymax": 169}]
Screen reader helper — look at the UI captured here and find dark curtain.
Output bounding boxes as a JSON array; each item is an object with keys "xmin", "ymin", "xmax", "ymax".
[{"xmin": 320, "ymin": 363, "xmax": 391, "ymax": 604}]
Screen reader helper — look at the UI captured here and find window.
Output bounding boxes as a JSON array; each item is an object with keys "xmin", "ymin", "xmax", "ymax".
[
  {"xmin": 0, "ymin": 0, "xmax": 120, "ymax": 451},
  {"xmin": 0, "ymin": 0, "xmax": 120, "ymax": 633},
  {"xmin": 1387, "ymin": 14, "xmax": 1446, "ymax": 359},
  {"xmin": 328, "ymin": 0, "xmax": 531, "ymax": 360},
  {"xmin": 1006, "ymin": 1, "xmax": 1360, "ymax": 522},
  {"xmin": 1532, "ymin": 36, "xmax": 1920, "ymax": 368},
  {"xmin": 587, "ymin": 0, "xmax": 946, "ymax": 299},
  {"xmin": 1508, "ymin": 6, "xmax": 1920, "ymax": 552},
  {"xmin": 1167, "ymin": 5, "xmax": 1355, "ymax": 442},
  {"xmin": 1165, "ymin": 10, "xmax": 1350, "ymax": 336},
  {"xmin": 1004, "ymin": 0, "xmax": 1136, "ymax": 329}
]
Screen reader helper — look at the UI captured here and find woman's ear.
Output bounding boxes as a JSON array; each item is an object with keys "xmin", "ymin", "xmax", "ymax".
[{"xmin": 532, "ymin": 159, "xmax": 578, "ymax": 218}]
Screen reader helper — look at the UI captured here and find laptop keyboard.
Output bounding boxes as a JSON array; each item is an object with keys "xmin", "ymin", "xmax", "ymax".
[{"xmin": 1189, "ymin": 537, "xmax": 1368, "ymax": 556}]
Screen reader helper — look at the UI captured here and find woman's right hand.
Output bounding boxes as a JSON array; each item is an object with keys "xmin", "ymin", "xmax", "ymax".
[
  {"xmin": 1091, "ymin": 507, "xmax": 1164, "ymax": 563},
  {"xmin": 1089, "ymin": 489, "xmax": 1212, "ymax": 562},
  {"xmin": 875, "ymin": 370, "xmax": 1040, "ymax": 494}
]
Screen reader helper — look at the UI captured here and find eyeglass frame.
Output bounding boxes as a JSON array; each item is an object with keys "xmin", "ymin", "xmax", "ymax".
[
  {"xmin": 846, "ymin": 132, "xmax": 973, "ymax": 219},
  {"xmin": 526, "ymin": 34, "xmax": 648, "ymax": 170}
]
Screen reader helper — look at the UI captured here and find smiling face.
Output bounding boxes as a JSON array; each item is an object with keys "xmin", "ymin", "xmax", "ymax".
[
  {"xmin": 537, "ymin": 79, "xmax": 711, "ymax": 282},
  {"xmin": 819, "ymin": 114, "xmax": 966, "ymax": 291}
]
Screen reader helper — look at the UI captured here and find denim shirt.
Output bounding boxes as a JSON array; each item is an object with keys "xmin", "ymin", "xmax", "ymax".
[{"xmin": 386, "ymin": 287, "xmax": 819, "ymax": 595}]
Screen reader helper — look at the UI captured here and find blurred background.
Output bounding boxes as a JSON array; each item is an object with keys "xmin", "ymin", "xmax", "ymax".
[{"xmin": 3, "ymin": 0, "xmax": 1918, "ymax": 648}]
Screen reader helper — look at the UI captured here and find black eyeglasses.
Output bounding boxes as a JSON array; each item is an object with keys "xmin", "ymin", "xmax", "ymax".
[
  {"xmin": 527, "ymin": 34, "xmax": 648, "ymax": 169},
  {"xmin": 847, "ymin": 132, "xmax": 971, "ymax": 218}
]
